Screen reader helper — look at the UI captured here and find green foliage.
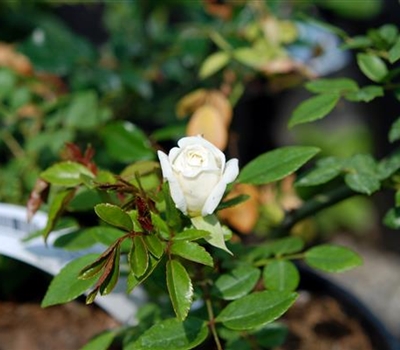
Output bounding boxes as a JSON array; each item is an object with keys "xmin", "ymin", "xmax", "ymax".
[
  {"xmin": 42, "ymin": 254, "xmax": 100, "ymax": 307},
  {"xmin": 166, "ymin": 259, "xmax": 193, "ymax": 321},
  {"xmin": 215, "ymin": 291, "xmax": 298, "ymax": 330},
  {"xmin": 40, "ymin": 161, "xmax": 95, "ymax": 187},
  {"xmin": 238, "ymin": 146, "xmax": 320, "ymax": 185},
  {"xmin": 305, "ymin": 245, "xmax": 363, "ymax": 272},
  {"xmin": 212, "ymin": 266, "xmax": 261, "ymax": 300},
  {"xmin": 131, "ymin": 317, "xmax": 209, "ymax": 350},
  {"xmin": 263, "ymin": 260, "xmax": 300, "ymax": 292},
  {"xmin": 80, "ymin": 330, "xmax": 116, "ymax": 350},
  {"xmin": 289, "ymin": 93, "xmax": 340, "ymax": 127},
  {"xmin": 7, "ymin": 1, "xmax": 400, "ymax": 349},
  {"xmin": 94, "ymin": 203, "xmax": 133, "ymax": 232}
]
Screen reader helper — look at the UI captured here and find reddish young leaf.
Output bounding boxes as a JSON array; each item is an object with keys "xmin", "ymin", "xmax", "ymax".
[{"xmin": 136, "ymin": 196, "xmax": 154, "ymax": 232}]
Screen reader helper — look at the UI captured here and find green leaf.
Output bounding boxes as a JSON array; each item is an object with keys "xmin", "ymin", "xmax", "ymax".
[
  {"xmin": 84, "ymin": 226, "xmax": 126, "ymax": 246},
  {"xmin": 18, "ymin": 15, "xmax": 95, "ymax": 75},
  {"xmin": 191, "ymin": 215, "xmax": 232, "ymax": 254},
  {"xmin": 65, "ymin": 91, "xmax": 100, "ymax": 130},
  {"xmin": 68, "ymin": 189, "xmax": 103, "ymax": 211},
  {"xmin": 199, "ymin": 51, "xmax": 229, "ymax": 79},
  {"xmin": 80, "ymin": 330, "xmax": 116, "ymax": 350},
  {"xmin": 151, "ymin": 212, "xmax": 172, "ymax": 240},
  {"xmin": 389, "ymin": 37, "xmax": 400, "ymax": 63},
  {"xmin": 10, "ymin": 86, "xmax": 31, "ymax": 110},
  {"xmin": 40, "ymin": 161, "xmax": 94, "ymax": 187},
  {"xmin": 171, "ymin": 241, "xmax": 214, "ymax": 267},
  {"xmin": 341, "ymin": 35, "xmax": 372, "ymax": 50},
  {"xmin": 319, "ymin": 0, "xmax": 381, "ymax": 20},
  {"xmin": 344, "ymin": 154, "xmax": 380, "ymax": 195},
  {"xmin": 288, "ymin": 94, "xmax": 340, "ymax": 127},
  {"xmin": 217, "ymin": 194, "xmax": 250, "ymax": 211},
  {"xmin": 53, "ymin": 230, "xmax": 98, "ymax": 251},
  {"xmin": 127, "ymin": 254, "xmax": 161, "ymax": 293},
  {"xmin": 0, "ymin": 68, "xmax": 17, "ymax": 98},
  {"xmin": 389, "ymin": 116, "xmax": 400, "ymax": 143},
  {"xmin": 305, "ymin": 78, "xmax": 358, "ymax": 94},
  {"xmin": 101, "ymin": 121, "xmax": 154, "ymax": 163},
  {"xmin": 263, "ymin": 260, "xmax": 299, "ymax": 292},
  {"xmin": 383, "ymin": 207, "xmax": 400, "ymax": 229},
  {"xmin": 305, "ymin": 244, "xmax": 362, "ymax": 272},
  {"xmin": 377, "ymin": 24, "xmax": 398, "ymax": 45},
  {"xmin": 212, "ymin": 265, "xmax": 261, "ymax": 300},
  {"xmin": 296, "ymin": 157, "xmax": 344, "ymax": 187},
  {"xmin": 132, "ymin": 317, "xmax": 208, "ymax": 350},
  {"xmin": 238, "ymin": 146, "xmax": 320, "ymax": 185},
  {"xmin": 173, "ymin": 228, "xmax": 210, "ymax": 241},
  {"xmin": 43, "ymin": 188, "xmax": 75, "ymax": 241},
  {"xmin": 357, "ymin": 53, "xmax": 388, "ymax": 82},
  {"xmin": 162, "ymin": 182, "xmax": 182, "ymax": 230},
  {"xmin": 129, "ymin": 236, "xmax": 149, "ymax": 277},
  {"xmin": 345, "ymin": 171, "xmax": 380, "ymax": 195},
  {"xmin": 143, "ymin": 234, "xmax": 165, "ymax": 259},
  {"xmin": 42, "ymin": 254, "xmax": 99, "ymax": 307},
  {"xmin": 265, "ymin": 237, "xmax": 304, "ymax": 256},
  {"xmin": 233, "ymin": 47, "xmax": 266, "ymax": 68},
  {"xmin": 120, "ymin": 160, "xmax": 160, "ymax": 191},
  {"xmin": 216, "ymin": 291, "xmax": 297, "ymax": 330},
  {"xmin": 378, "ymin": 150, "xmax": 400, "ymax": 179},
  {"xmin": 166, "ymin": 259, "xmax": 193, "ymax": 321},
  {"xmin": 94, "ymin": 203, "xmax": 133, "ymax": 231},
  {"xmin": 344, "ymin": 85, "xmax": 384, "ymax": 102},
  {"xmin": 151, "ymin": 124, "xmax": 186, "ymax": 142},
  {"xmin": 252, "ymin": 323, "xmax": 288, "ymax": 348}
]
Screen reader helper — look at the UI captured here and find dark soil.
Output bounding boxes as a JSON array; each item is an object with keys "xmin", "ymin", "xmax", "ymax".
[
  {"xmin": 0, "ymin": 291, "xmax": 375, "ymax": 350},
  {"xmin": 0, "ymin": 300, "xmax": 119, "ymax": 350},
  {"xmin": 275, "ymin": 291, "xmax": 373, "ymax": 350}
]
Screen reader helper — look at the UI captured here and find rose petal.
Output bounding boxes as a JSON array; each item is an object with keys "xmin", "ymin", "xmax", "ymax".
[
  {"xmin": 201, "ymin": 179, "xmax": 228, "ymax": 216},
  {"xmin": 178, "ymin": 135, "xmax": 226, "ymax": 169},
  {"xmin": 157, "ymin": 150, "xmax": 173, "ymax": 179},
  {"xmin": 168, "ymin": 176, "xmax": 188, "ymax": 214},
  {"xmin": 158, "ymin": 150, "xmax": 187, "ymax": 214},
  {"xmin": 222, "ymin": 158, "xmax": 239, "ymax": 183},
  {"xmin": 168, "ymin": 147, "xmax": 181, "ymax": 162}
]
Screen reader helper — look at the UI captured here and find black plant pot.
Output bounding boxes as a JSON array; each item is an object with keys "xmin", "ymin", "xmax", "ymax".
[{"xmin": 298, "ymin": 265, "xmax": 400, "ymax": 350}]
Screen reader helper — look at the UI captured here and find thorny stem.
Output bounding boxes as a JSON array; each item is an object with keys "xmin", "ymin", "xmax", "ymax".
[
  {"xmin": 205, "ymin": 297, "xmax": 223, "ymax": 350},
  {"xmin": 273, "ymin": 184, "xmax": 356, "ymax": 236}
]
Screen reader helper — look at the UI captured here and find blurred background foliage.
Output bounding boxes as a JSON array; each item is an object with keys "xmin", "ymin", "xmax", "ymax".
[{"xmin": 0, "ymin": 0, "xmax": 387, "ymax": 240}]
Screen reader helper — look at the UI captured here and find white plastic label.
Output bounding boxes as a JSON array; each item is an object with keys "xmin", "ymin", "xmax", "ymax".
[{"xmin": 0, "ymin": 203, "xmax": 146, "ymax": 324}]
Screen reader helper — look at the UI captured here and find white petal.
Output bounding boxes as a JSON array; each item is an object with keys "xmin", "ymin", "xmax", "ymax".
[
  {"xmin": 201, "ymin": 179, "xmax": 227, "ymax": 216},
  {"xmin": 157, "ymin": 150, "xmax": 187, "ymax": 214},
  {"xmin": 168, "ymin": 147, "xmax": 181, "ymax": 162},
  {"xmin": 222, "ymin": 158, "xmax": 239, "ymax": 184},
  {"xmin": 157, "ymin": 151, "xmax": 173, "ymax": 179},
  {"xmin": 168, "ymin": 176, "xmax": 188, "ymax": 214},
  {"xmin": 178, "ymin": 135, "xmax": 225, "ymax": 168}
]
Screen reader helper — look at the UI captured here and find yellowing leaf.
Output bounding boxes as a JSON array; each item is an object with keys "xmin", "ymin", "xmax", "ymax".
[
  {"xmin": 176, "ymin": 89, "xmax": 207, "ymax": 118},
  {"xmin": 218, "ymin": 184, "xmax": 259, "ymax": 234},
  {"xmin": 186, "ymin": 104, "xmax": 228, "ymax": 150},
  {"xmin": 206, "ymin": 90, "xmax": 233, "ymax": 126}
]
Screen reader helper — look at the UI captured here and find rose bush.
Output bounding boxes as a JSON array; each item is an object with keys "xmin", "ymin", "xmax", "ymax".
[
  {"xmin": 157, "ymin": 135, "xmax": 239, "ymax": 217},
  {"xmin": 20, "ymin": 1, "xmax": 400, "ymax": 349}
]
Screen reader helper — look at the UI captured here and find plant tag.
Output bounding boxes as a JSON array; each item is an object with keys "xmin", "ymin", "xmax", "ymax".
[{"xmin": 0, "ymin": 203, "xmax": 145, "ymax": 324}]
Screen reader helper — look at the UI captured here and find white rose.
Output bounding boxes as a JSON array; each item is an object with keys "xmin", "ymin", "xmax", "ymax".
[{"xmin": 157, "ymin": 135, "xmax": 239, "ymax": 217}]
